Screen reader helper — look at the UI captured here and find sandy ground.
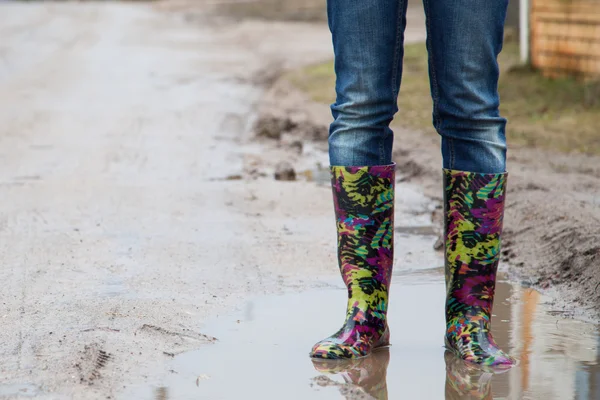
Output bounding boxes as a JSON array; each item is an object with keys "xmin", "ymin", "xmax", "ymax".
[
  {"xmin": 0, "ymin": 2, "xmax": 336, "ymax": 398},
  {"xmin": 0, "ymin": 1, "xmax": 597, "ymax": 399}
]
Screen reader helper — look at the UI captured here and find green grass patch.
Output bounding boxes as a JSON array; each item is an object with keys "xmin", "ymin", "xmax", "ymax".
[{"xmin": 286, "ymin": 41, "xmax": 600, "ymax": 155}]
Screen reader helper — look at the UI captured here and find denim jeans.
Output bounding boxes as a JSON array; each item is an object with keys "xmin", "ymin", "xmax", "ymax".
[{"xmin": 327, "ymin": 0, "xmax": 508, "ymax": 173}]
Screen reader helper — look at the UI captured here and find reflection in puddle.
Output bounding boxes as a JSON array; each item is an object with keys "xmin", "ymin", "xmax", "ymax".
[
  {"xmin": 123, "ymin": 273, "xmax": 599, "ymax": 399},
  {"xmin": 312, "ymin": 348, "xmax": 390, "ymax": 399},
  {"xmin": 154, "ymin": 386, "xmax": 168, "ymax": 400},
  {"xmin": 120, "ymin": 190, "xmax": 598, "ymax": 399},
  {"xmin": 508, "ymin": 288, "xmax": 600, "ymax": 399},
  {"xmin": 444, "ymin": 351, "xmax": 505, "ymax": 400}
]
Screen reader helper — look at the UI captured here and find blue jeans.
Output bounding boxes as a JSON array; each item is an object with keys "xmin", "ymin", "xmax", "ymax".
[{"xmin": 327, "ymin": 0, "xmax": 508, "ymax": 173}]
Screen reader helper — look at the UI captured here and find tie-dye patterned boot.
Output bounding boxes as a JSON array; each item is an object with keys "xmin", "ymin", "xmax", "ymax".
[
  {"xmin": 443, "ymin": 169, "xmax": 516, "ymax": 368},
  {"xmin": 310, "ymin": 164, "xmax": 395, "ymax": 360}
]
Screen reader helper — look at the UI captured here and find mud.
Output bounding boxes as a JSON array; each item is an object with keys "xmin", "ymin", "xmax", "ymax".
[
  {"xmin": 123, "ymin": 276, "xmax": 600, "ymax": 399},
  {"xmin": 255, "ymin": 49, "xmax": 600, "ymax": 323},
  {"xmin": 243, "ymin": 0, "xmax": 600, "ymax": 319},
  {"xmin": 257, "ymin": 92, "xmax": 600, "ymax": 321},
  {"xmin": 121, "ymin": 181, "xmax": 599, "ymax": 399},
  {"xmin": 1, "ymin": 0, "xmax": 598, "ymax": 398},
  {"xmin": 0, "ymin": 1, "xmax": 333, "ymax": 398},
  {"xmin": 76, "ymin": 345, "xmax": 111, "ymax": 385}
]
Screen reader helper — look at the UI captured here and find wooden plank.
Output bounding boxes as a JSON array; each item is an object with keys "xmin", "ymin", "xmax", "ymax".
[
  {"xmin": 535, "ymin": 20, "xmax": 600, "ymax": 42},
  {"xmin": 535, "ymin": 0, "xmax": 600, "ymax": 6},
  {"xmin": 533, "ymin": 11, "xmax": 600, "ymax": 24},
  {"xmin": 531, "ymin": 0, "xmax": 541, "ymax": 67},
  {"xmin": 533, "ymin": 5, "xmax": 600, "ymax": 16},
  {"xmin": 532, "ymin": 0, "xmax": 600, "ymax": 15},
  {"xmin": 531, "ymin": 0, "xmax": 600, "ymax": 76},
  {"xmin": 533, "ymin": 53, "xmax": 600, "ymax": 75},
  {"xmin": 535, "ymin": 37, "xmax": 600, "ymax": 58}
]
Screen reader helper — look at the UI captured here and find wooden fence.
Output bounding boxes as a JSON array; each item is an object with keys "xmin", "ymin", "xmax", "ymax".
[{"xmin": 531, "ymin": 0, "xmax": 600, "ymax": 78}]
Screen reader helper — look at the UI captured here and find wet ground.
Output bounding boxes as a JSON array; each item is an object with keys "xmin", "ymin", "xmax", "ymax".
[
  {"xmin": 124, "ymin": 278, "xmax": 600, "ymax": 400},
  {"xmin": 0, "ymin": 2, "xmax": 598, "ymax": 399},
  {"xmin": 121, "ymin": 184, "xmax": 600, "ymax": 400}
]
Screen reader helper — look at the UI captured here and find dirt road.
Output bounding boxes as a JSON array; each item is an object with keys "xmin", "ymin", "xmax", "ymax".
[
  {"xmin": 0, "ymin": 2, "xmax": 335, "ymax": 398},
  {"xmin": 1, "ymin": 2, "xmax": 598, "ymax": 400}
]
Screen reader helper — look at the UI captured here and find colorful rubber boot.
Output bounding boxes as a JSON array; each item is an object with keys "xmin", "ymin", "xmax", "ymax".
[
  {"xmin": 443, "ymin": 169, "xmax": 516, "ymax": 367},
  {"xmin": 310, "ymin": 165, "xmax": 395, "ymax": 360},
  {"xmin": 312, "ymin": 348, "xmax": 390, "ymax": 399}
]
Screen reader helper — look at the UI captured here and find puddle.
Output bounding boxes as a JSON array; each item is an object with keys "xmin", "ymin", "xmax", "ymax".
[
  {"xmin": 99, "ymin": 277, "xmax": 127, "ymax": 298},
  {"xmin": 124, "ymin": 272, "xmax": 599, "ymax": 400},
  {"xmin": 121, "ymin": 173, "xmax": 599, "ymax": 400},
  {"xmin": 0, "ymin": 383, "xmax": 41, "ymax": 397}
]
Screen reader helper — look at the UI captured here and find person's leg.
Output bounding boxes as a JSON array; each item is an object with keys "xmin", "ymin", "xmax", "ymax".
[
  {"xmin": 424, "ymin": 0, "xmax": 507, "ymax": 174},
  {"xmin": 327, "ymin": 0, "xmax": 407, "ymax": 167},
  {"xmin": 310, "ymin": 0, "xmax": 407, "ymax": 360},
  {"xmin": 423, "ymin": 0, "xmax": 516, "ymax": 366}
]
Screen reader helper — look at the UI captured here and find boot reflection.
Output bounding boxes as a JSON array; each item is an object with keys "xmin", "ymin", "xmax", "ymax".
[
  {"xmin": 445, "ymin": 351, "xmax": 500, "ymax": 400},
  {"xmin": 154, "ymin": 387, "xmax": 168, "ymax": 400},
  {"xmin": 312, "ymin": 348, "xmax": 390, "ymax": 400}
]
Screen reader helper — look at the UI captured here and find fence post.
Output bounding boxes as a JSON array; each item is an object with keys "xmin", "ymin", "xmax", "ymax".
[{"xmin": 519, "ymin": 0, "xmax": 530, "ymax": 64}]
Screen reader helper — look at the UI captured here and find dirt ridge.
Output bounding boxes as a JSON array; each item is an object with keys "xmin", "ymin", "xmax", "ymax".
[{"xmin": 256, "ymin": 77, "xmax": 600, "ymax": 322}]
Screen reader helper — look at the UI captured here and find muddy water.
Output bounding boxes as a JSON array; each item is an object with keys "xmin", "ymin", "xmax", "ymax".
[
  {"xmin": 123, "ymin": 276, "xmax": 600, "ymax": 400},
  {"xmin": 126, "ymin": 277, "xmax": 599, "ymax": 400},
  {"xmin": 123, "ymin": 182, "xmax": 599, "ymax": 400}
]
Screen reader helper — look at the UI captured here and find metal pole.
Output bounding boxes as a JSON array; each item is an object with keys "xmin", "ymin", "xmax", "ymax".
[{"xmin": 520, "ymin": 0, "xmax": 530, "ymax": 64}]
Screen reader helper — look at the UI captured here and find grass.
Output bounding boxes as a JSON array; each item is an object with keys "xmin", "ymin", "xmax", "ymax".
[{"xmin": 286, "ymin": 41, "xmax": 600, "ymax": 155}]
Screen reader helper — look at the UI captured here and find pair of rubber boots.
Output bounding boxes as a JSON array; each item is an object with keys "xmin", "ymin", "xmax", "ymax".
[{"xmin": 310, "ymin": 164, "xmax": 516, "ymax": 368}]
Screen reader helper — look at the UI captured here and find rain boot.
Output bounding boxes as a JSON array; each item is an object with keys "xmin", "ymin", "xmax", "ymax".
[
  {"xmin": 443, "ymin": 169, "xmax": 516, "ymax": 367},
  {"xmin": 310, "ymin": 164, "xmax": 395, "ymax": 360}
]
